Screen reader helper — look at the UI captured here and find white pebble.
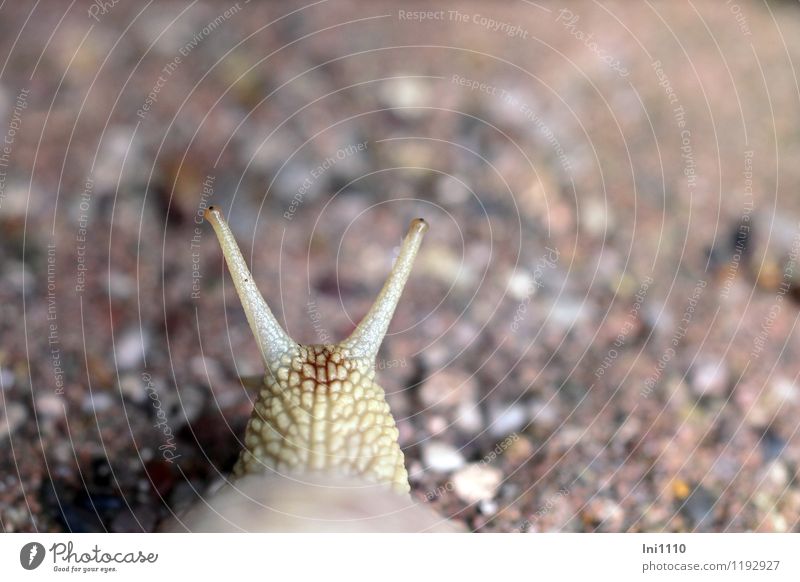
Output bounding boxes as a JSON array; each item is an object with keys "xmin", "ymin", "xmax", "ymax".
[
  {"xmin": 422, "ymin": 441, "xmax": 465, "ymax": 472},
  {"xmin": 116, "ymin": 328, "xmax": 149, "ymax": 370},
  {"xmin": 691, "ymin": 361, "xmax": 728, "ymax": 397},
  {"xmin": 379, "ymin": 78, "xmax": 431, "ymax": 119},
  {"xmin": 455, "ymin": 401, "xmax": 483, "ymax": 434},
  {"xmin": 452, "ymin": 464, "xmax": 503, "ymax": 504},
  {"xmin": 479, "ymin": 499, "xmax": 499, "ymax": 515},
  {"xmin": 507, "ymin": 270, "xmax": 534, "ymax": 301},
  {"xmin": 36, "ymin": 394, "xmax": 65, "ymax": 418},
  {"xmin": 489, "ymin": 403, "xmax": 528, "ymax": 437}
]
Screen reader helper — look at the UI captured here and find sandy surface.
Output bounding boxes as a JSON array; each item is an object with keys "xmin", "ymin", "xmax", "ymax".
[{"xmin": 1, "ymin": 0, "xmax": 800, "ymax": 532}]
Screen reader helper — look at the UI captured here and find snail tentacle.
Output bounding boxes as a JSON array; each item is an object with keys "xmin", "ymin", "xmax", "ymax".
[
  {"xmin": 341, "ymin": 218, "xmax": 428, "ymax": 360},
  {"xmin": 204, "ymin": 206, "xmax": 295, "ymax": 366}
]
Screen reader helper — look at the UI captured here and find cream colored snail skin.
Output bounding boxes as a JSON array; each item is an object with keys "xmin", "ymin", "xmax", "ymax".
[{"xmin": 165, "ymin": 207, "xmax": 458, "ymax": 532}]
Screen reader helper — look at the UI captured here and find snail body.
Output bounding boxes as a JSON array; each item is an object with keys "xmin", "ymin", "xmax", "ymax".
[{"xmin": 166, "ymin": 208, "xmax": 456, "ymax": 531}]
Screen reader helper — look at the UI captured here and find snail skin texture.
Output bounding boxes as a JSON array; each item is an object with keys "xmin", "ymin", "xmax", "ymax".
[{"xmin": 165, "ymin": 207, "xmax": 458, "ymax": 532}]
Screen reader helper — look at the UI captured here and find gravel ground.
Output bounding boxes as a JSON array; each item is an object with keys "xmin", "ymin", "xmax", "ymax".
[{"xmin": 2, "ymin": 0, "xmax": 800, "ymax": 532}]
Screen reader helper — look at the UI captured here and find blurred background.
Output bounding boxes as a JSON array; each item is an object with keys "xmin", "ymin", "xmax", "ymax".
[{"xmin": 2, "ymin": 0, "xmax": 800, "ymax": 532}]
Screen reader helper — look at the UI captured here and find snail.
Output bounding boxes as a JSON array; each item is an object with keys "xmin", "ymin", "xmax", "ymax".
[{"xmin": 165, "ymin": 207, "xmax": 459, "ymax": 531}]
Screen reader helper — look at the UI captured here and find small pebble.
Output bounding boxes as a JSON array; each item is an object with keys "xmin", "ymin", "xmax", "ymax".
[
  {"xmin": 435, "ymin": 175, "xmax": 470, "ymax": 205},
  {"xmin": 420, "ymin": 343, "xmax": 451, "ymax": 369},
  {"xmin": 119, "ymin": 374, "xmax": 147, "ymax": 404},
  {"xmin": 690, "ymin": 361, "xmax": 728, "ymax": 397},
  {"xmin": 425, "ymin": 414, "xmax": 449, "ymax": 437},
  {"xmin": 406, "ymin": 459, "xmax": 424, "ymax": 484},
  {"xmin": 420, "ymin": 369, "xmax": 477, "ymax": 410},
  {"xmin": 507, "ymin": 269, "xmax": 535, "ymax": 302},
  {"xmin": 422, "ymin": 440, "xmax": 466, "ymax": 472},
  {"xmin": 8, "ymin": 263, "xmax": 34, "ymax": 295},
  {"xmin": 379, "ymin": 78, "xmax": 431, "ymax": 119},
  {"xmin": 174, "ymin": 383, "xmax": 205, "ymax": 427},
  {"xmin": 107, "ymin": 270, "xmax": 135, "ymax": 300},
  {"xmin": 0, "ymin": 402, "xmax": 26, "ymax": 440},
  {"xmin": 116, "ymin": 328, "xmax": 149, "ymax": 370},
  {"xmin": 769, "ymin": 512, "xmax": 788, "ymax": 532},
  {"xmin": 0, "ymin": 366, "xmax": 15, "ymax": 390},
  {"xmin": 503, "ymin": 435, "xmax": 535, "ymax": 465},
  {"xmin": 455, "ymin": 401, "xmax": 483, "ymax": 434},
  {"xmin": 582, "ymin": 197, "xmax": 614, "ymax": 237},
  {"xmin": 479, "ymin": 499, "xmax": 499, "ymax": 515},
  {"xmin": 772, "ymin": 377, "xmax": 798, "ymax": 404},
  {"xmin": 82, "ymin": 392, "xmax": 115, "ymax": 414},
  {"xmin": 50, "ymin": 441, "xmax": 73, "ymax": 464},
  {"xmin": 596, "ymin": 499, "xmax": 624, "ymax": 529},
  {"xmin": 36, "ymin": 394, "xmax": 65, "ymax": 418},
  {"xmin": 529, "ymin": 399, "xmax": 560, "ymax": 432},
  {"xmin": 549, "ymin": 295, "xmax": 587, "ymax": 329},
  {"xmin": 767, "ymin": 462, "xmax": 789, "ymax": 488},
  {"xmin": 488, "ymin": 403, "xmax": 528, "ymax": 437},
  {"xmin": 190, "ymin": 356, "xmax": 223, "ymax": 382},
  {"xmin": 452, "ymin": 463, "xmax": 503, "ymax": 504}
]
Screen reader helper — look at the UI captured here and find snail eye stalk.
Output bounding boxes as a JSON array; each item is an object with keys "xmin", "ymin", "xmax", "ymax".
[
  {"xmin": 341, "ymin": 218, "xmax": 428, "ymax": 361},
  {"xmin": 204, "ymin": 206, "xmax": 295, "ymax": 367}
]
